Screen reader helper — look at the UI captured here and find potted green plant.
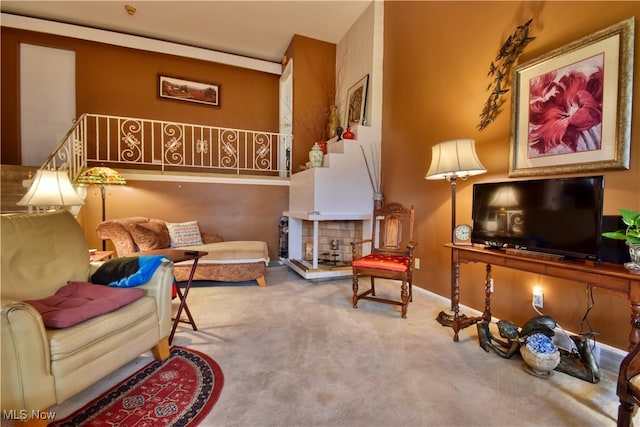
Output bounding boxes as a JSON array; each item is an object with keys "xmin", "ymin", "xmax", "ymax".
[{"xmin": 602, "ymin": 209, "xmax": 640, "ymax": 271}]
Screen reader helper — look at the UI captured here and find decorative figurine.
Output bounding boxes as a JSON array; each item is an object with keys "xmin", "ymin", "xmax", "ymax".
[
  {"xmin": 477, "ymin": 319, "xmax": 521, "ymax": 358},
  {"xmin": 555, "ymin": 332, "xmax": 601, "ymax": 383},
  {"xmin": 476, "ymin": 314, "xmax": 601, "ymax": 383}
]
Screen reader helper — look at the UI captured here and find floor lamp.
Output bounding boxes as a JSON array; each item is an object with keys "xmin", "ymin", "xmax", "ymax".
[
  {"xmin": 425, "ymin": 139, "xmax": 486, "ymax": 327},
  {"xmin": 77, "ymin": 166, "xmax": 126, "ymax": 250}
]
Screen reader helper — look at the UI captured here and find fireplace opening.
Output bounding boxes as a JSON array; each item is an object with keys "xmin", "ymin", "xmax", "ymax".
[{"xmin": 301, "ymin": 220, "xmax": 364, "ymax": 267}]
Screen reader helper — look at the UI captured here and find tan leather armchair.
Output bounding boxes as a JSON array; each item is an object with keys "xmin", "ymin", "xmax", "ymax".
[{"xmin": 1, "ymin": 211, "xmax": 173, "ymax": 417}]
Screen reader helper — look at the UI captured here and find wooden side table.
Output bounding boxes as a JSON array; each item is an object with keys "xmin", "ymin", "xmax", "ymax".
[{"xmin": 133, "ymin": 249, "xmax": 208, "ymax": 344}]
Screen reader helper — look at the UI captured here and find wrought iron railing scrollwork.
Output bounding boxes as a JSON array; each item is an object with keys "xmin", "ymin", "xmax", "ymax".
[
  {"xmin": 120, "ymin": 118, "xmax": 143, "ymax": 163},
  {"xmin": 41, "ymin": 113, "xmax": 292, "ymax": 181}
]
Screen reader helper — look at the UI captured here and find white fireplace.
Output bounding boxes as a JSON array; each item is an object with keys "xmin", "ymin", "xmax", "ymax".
[{"xmin": 284, "ymin": 128, "xmax": 376, "ymax": 279}]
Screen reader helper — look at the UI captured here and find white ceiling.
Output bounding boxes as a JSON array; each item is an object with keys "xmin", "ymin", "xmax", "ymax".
[{"xmin": 0, "ymin": 1, "xmax": 373, "ymax": 63}]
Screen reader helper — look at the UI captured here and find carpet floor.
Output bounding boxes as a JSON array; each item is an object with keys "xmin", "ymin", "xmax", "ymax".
[{"xmin": 51, "ymin": 265, "xmax": 632, "ymax": 426}]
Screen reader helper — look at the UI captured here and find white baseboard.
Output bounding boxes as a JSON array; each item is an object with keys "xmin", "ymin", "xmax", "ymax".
[{"xmin": 416, "ymin": 287, "xmax": 625, "ymax": 374}]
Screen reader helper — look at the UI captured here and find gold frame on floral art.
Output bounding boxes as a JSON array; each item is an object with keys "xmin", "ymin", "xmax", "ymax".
[{"xmin": 509, "ymin": 18, "xmax": 634, "ymax": 177}]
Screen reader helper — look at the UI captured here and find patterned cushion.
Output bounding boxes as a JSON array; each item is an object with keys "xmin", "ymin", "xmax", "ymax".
[
  {"xmin": 166, "ymin": 220, "xmax": 203, "ymax": 247},
  {"xmin": 128, "ymin": 220, "xmax": 171, "ymax": 251},
  {"xmin": 352, "ymin": 254, "xmax": 410, "ymax": 272}
]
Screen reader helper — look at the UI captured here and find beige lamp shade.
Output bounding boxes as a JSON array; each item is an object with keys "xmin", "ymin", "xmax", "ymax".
[
  {"xmin": 17, "ymin": 169, "xmax": 85, "ymax": 207},
  {"xmin": 425, "ymin": 138, "xmax": 486, "ymax": 180}
]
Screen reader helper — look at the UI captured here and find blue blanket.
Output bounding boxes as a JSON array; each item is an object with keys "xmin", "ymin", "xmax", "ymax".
[{"xmin": 91, "ymin": 256, "xmax": 167, "ymax": 288}]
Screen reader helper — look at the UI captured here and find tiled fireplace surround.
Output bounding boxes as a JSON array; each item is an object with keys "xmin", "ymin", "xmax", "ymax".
[{"xmin": 301, "ymin": 220, "xmax": 364, "ymax": 264}]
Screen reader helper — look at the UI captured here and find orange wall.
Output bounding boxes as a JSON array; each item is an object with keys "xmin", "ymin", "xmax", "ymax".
[
  {"xmin": 3, "ymin": 5, "xmax": 639, "ymax": 349},
  {"xmin": 1, "ymin": 27, "xmax": 280, "ymax": 163},
  {"xmin": 1, "ymin": 27, "xmax": 287, "ymax": 260},
  {"xmin": 76, "ymin": 180, "xmax": 288, "ymax": 261},
  {"xmin": 285, "ymin": 35, "xmax": 336, "ymax": 171},
  {"xmin": 1, "ymin": 28, "xmax": 338, "ymax": 261},
  {"xmin": 383, "ymin": 1, "xmax": 639, "ymax": 349}
]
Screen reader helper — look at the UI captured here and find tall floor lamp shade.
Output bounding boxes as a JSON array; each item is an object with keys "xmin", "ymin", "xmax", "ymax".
[
  {"xmin": 17, "ymin": 169, "xmax": 85, "ymax": 213},
  {"xmin": 76, "ymin": 166, "xmax": 126, "ymax": 250},
  {"xmin": 425, "ymin": 139, "xmax": 486, "ymax": 326}
]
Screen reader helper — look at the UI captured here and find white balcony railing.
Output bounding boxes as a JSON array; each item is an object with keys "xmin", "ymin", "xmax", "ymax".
[{"xmin": 41, "ymin": 113, "xmax": 292, "ymax": 181}]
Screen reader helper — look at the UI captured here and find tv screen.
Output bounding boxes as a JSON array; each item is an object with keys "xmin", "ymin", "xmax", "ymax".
[{"xmin": 471, "ymin": 176, "xmax": 605, "ymax": 260}]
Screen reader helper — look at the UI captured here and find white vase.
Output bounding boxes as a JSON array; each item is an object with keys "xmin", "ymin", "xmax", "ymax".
[
  {"xmin": 520, "ymin": 346, "xmax": 560, "ymax": 378},
  {"xmin": 309, "ymin": 143, "xmax": 323, "ymax": 168}
]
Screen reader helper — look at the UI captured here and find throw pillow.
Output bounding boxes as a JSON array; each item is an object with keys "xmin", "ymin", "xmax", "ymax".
[
  {"xmin": 166, "ymin": 220, "xmax": 203, "ymax": 247},
  {"xmin": 128, "ymin": 221, "xmax": 171, "ymax": 251}
]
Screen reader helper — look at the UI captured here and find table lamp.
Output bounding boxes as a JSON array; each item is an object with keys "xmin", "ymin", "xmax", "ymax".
[{"xmin": 17, "ymin": 169, "xmax": 85, "ymax": 214}]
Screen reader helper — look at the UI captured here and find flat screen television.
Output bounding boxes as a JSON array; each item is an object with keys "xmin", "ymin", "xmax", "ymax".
[{"xmin": 471, "ymin": 176, "xmax": 605, "ymax": 260}]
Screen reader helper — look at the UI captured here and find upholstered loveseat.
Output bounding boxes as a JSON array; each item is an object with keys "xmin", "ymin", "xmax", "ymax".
[
  {"xmin": 96, "ymin": 217, "xmax": 269, "ymax": 286},
  {"xmin": 1, "ymin": 210, "xmax": 173, "ymax": 417}
]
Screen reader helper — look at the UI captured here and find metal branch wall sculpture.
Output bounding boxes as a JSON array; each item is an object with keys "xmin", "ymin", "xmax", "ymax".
[{"xmin": 478, "ymin": 19, "xmax": 536, "ymax": 131}]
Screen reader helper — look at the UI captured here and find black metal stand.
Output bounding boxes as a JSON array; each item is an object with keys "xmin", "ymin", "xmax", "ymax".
[{"xmin": 100, "ymin": 184, "xmax": 107, "ymax": 250}]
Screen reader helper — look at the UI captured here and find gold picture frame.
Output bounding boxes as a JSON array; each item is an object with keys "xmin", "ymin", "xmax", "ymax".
[{"xmin": 509, "ymin": 18, "xmax": 634, "ymax": 177}]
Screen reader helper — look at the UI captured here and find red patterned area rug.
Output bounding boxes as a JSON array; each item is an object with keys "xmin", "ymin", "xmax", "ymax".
[{"xmin": 50, "ymin": 346, "xmax": 223, "ymax": 427}]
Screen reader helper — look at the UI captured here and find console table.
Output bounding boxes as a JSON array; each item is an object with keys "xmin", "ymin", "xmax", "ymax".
[{"xmin": 445, "ymin": 243, "xmax": 640, "ymax": 349}]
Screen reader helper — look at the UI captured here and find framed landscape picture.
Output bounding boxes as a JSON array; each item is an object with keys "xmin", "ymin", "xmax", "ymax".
[
  {"xmin": 159, "ymin": 75, "xmax": 220, "ymax": 107},
  {"xmin": 509, "ymin": 18, "xmax": 633, "ymax": 177}
]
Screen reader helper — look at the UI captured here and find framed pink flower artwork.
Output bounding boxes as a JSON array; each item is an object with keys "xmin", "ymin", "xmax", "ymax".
[{"xmin": 509, "ymin": 18, "xmax": 634, "ymax": 177}]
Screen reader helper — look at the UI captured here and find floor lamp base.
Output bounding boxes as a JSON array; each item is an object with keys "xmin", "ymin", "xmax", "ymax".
[
  {"xmin": 100, "ymin": 185, "xmax": 107, "ymax": 251},
  {"xmin": 436, "ymin": 309, "xmax": 468, "ymax": 327}
]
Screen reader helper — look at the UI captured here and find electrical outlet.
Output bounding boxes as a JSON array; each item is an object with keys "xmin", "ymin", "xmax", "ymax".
[
  {"xmin": 533, "ymin": 292, "xmax": 544, "ymax": 308},
  {"xmin": 414, "ymin": 258, "xmax": 420, "ymax": 269}
]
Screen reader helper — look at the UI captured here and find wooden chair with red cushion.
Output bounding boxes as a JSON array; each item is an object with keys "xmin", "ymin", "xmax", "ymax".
[
  {"xmin": 617, "ymin": 340, "xmax": 640, "ymax": 426},
  {"xmin": 351, "ymin": 202, "xmax": 416, "ymax": 318}
]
